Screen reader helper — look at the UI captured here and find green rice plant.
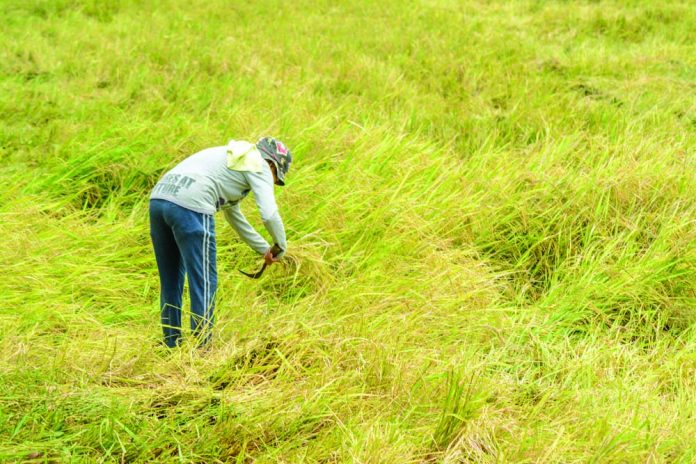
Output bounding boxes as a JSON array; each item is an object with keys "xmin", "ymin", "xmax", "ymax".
[{"xmin": 432, "ymin": 368, "xmax": 484, "ymax": 451}]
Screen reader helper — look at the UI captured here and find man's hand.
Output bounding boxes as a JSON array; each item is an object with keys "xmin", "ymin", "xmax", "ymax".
[{"xmin": 263, "ymin": 247, "xmax": 281, "ymax": 266}]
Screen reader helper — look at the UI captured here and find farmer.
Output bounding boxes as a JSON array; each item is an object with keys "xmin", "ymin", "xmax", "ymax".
[{"xmin": 149, "ymin": 137, "xmax": 292, "ymax": 348}]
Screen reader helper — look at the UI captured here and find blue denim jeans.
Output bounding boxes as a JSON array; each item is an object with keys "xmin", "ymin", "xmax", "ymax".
[{"xmin": 149, "ymin": 199, "xmax": 217, "ymax": 347}]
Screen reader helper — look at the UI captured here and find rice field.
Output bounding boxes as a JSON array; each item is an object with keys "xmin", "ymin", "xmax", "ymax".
[{"xmin": 0, "ymin": 0, "xmax": 695, "ymax": 462}]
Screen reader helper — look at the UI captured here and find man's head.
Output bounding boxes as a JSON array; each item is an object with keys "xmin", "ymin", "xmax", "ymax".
[{"xmin": 256, "ymin": 137, "xmax": 292, "ymax": 186}]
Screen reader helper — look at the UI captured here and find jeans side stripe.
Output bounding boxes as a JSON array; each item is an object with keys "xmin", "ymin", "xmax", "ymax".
[{"xmin": 204, "ymin": 214, "xmax": 209, "ymax": 323}]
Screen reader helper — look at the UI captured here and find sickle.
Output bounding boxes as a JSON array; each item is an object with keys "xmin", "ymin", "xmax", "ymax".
[
  {"xmin": 239, "ymin": 262, "xmax": 268, "ymax": 279},
  {"xmin": 239, "ymin": 244, "xmax": 283, "ymax": 279}
]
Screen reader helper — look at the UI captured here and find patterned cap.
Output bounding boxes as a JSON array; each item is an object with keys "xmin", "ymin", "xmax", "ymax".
[{"xmin": 256, "ymin": 137, "xmax": 292, "ymax": 186}]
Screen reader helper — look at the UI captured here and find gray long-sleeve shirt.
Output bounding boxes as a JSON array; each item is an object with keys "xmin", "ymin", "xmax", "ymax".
[{"xmin": 150, "ymin": 145, "xmax": 286, "ymax": 256}]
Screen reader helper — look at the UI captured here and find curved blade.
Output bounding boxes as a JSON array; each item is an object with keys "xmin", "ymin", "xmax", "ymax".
[
  {"xmin": 239, "ymin": 262, "xmax": 268, "ymax": 279},
  {"xmin": 238, "ymin": 245, "xmax": 281, "ymax": 279}
]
